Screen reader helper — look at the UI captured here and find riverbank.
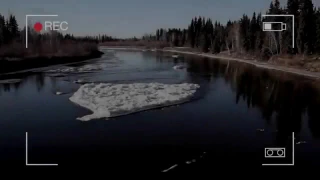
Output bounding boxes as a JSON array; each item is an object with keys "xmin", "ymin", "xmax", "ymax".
[
  {"xmin": 0, "ymin": 49, "xmax": 104, "ymax": 74},
  {"xmin": 164, "ymin": 47, "xmax": 320, "ymax": 79},
  {"xmin": 100, "ymin": 46, "xmax": 320, "ymax": 80}
]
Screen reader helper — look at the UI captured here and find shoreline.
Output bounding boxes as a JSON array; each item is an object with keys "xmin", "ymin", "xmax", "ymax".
[
  {"xmin": 0, "ymin": 50, "xmax": 104, "ymax": 75},
  {"xmin": 164, "ymin": 49, "xmax": 320, "ymax": 80},
  {"xmin": 100, "ymin": 46, "xmax": 320, "ymax": 80}
]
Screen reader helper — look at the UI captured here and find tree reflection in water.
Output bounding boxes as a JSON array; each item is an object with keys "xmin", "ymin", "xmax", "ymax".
[
  {"xmin": 0, "ymin": 73, "xmax": 26, "ymax": 94},
  {"xmin": 35, "ymin": 73, "xmax": 45, "ymax": 92},
  {"xmin": 184, "ymin": 56, "xmax": 320, "ymax": 143},
  {"xmin": 1, "ymin": 55, "xmax": 319, "ymax": 144}
]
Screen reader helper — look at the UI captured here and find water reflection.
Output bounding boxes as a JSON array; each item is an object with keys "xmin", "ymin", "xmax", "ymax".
[
  {"xmin": 35, "ymin": 73, "xmax": 45, "ymax": 92},
  {"xmin": 184, "ymin": 56, "xmax": 320, "ymax": 141},
  {"xmin": 308, "ymin": 92, "xmax": 320, "ymax": 139},
  {"xmin": 0, "ymin": 74, "xmax": 25, "ymax": 93},
  {"xmin": 0, "ymin": 72, "xmax": 47, "ymax": 93},
  {"xmin": 1, "ymin": 53, "xmax": 320, "ymax": 144}
]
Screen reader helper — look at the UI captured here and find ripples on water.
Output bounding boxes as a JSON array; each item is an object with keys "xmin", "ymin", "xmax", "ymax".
[{"xmin": 0, "ymin": 50, "xmax": 320, "ymax": 172}]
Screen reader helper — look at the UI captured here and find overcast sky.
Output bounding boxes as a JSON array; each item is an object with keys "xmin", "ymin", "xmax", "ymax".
[{"xmin": 1, "ymin": 0, "xmax": 319, "ymax": 38}]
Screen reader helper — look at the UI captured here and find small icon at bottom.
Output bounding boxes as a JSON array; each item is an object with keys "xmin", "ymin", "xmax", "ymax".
[{"xmin": 264, "ymin": 148, "xmax": 286, "ymax": 158}]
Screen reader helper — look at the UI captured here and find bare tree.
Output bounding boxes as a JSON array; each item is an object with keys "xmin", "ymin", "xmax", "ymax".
[{"xmin": 233, "ymin": 23, "xmax": 241, "ymax": 53}]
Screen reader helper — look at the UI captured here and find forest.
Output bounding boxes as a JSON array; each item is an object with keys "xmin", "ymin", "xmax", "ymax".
[
  {"xmin": 149, "ymin": 0, "xmax": 320, "ymax": 64},
  {"xmin": 0, "ymin": 14, "xmax": 118, "ymax": 59},
  {"xmin": 0, "ymin": 13, "xmax": 118, "ymax": 73},
  {"xmin": 2, "ymin": 0, "xmax": 320, "ymax": 72}
]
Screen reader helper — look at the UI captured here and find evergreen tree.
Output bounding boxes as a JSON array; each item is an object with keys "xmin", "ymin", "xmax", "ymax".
[
  {"xmin": 255, "ymin": 13, "xmax": 264, "ymax": 54},
  {"xmin": 4, "ymin": 19, "xmax": 10, "ymax": 44},
  {"xmin": 0, "ymin": 14, "xmax": 5, "ymax": 46},
  {"xmin": 225, "ymin": 20, "xmax": 233, "ymax": 53},
  {"xmin": 297, "ymin": 0, "xmax": 315, "ymax": 54},
  {"xmin": 188, "ymin": 19, "xmax": 195, "ymax": 47},
  {"xmin": 274, "ymin": 0, "xmax": 281, "ymax": 13},
  {"xmin": 200, "ymin": 19, "xmax": 211, "ymax": 52},
  {"xmin": 159, "ymin": 28, "xmax": 163, "ymax": 40},
  {"xmin": 315, "ymin": 8, "xmax": 320, "ymax": 53},
  {"xmin": 240, "ymin": 14, "xmax": 250, "ymax": 52},
  {"xmin": 196, "ymin": 16, "xmax": 203, "ymax": 47},
  {"xmin": 287, "ymin": 0, "xmax": 300, "ymax": 53},
  {"xmin": 8, "ymin": 14, "xmax": 19, "ymax": 41},
  {"xmin": 181, "ymin": 29, "xmax": 187, "ymax": 46},
  {"xmin": 249, "ymin": 12, "xmax": 257, "ymax": 52},
  {"xmin": 212, "ymin": 21, "xmax": 221, "ymax": 53},
  {"xmin": 156, "ymin": 29, "xmax": 160, "ymax": 41},
  {"xmin": 267, "ymin": 0, "xmax": 282, "ymax": 54}
]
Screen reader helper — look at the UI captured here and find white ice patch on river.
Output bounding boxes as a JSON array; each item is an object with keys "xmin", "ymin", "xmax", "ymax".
[
  {"xmin": 46, "ymin": 63, "xmax": 109, "ymax": 73},
  {"xmin": 69, "ymin": 83, "xmax": 200, "ymax": 121},
  {"xmin": 46, "ymin": 58, "xmax": 121, "ymax": 74}
]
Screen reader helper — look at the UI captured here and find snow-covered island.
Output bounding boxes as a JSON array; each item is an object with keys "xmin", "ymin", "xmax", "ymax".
[{"xmin": 69, "ymin": 82, "xmax": 200, "ymax": 121}]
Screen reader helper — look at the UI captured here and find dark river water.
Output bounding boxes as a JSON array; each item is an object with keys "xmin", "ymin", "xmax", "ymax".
[{"xmin": 1, "ymin": 49, "xmax": 320, "ymax": 172}]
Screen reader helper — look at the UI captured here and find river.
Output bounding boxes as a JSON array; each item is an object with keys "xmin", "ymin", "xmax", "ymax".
[{"xmin": 1, "ymin": 49, "xmax": 320, "ymax": 172}]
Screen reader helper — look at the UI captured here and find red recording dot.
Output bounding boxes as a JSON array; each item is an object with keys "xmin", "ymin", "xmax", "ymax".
[{"xmin": 33, "ymin": 22, "xmax": 43, "ymax": 32}]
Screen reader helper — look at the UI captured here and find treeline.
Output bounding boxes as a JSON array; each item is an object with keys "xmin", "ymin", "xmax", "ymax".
[
  {"xmin": 154, "ymin": 0, "xmax": 320, "ymax": 58},
  {"xmin": 0, "ymin": 13, "xmax": 118, "ymax": 58},
  {"xmin": 144, "ymin": 28, "xmax": 188, "ymax": 47},
  {"xmin": 64, "ymin": 34, "xmax": 118, "ymax": 43}
]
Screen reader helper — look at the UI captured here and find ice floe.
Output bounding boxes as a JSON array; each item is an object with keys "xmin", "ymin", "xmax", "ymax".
[
  {"xmin": 46, "ymin": 63, "xmax": 110, "ymax": 74},
  {"xmin": 69, "ymin": 82, "xmax": 200, "ymax": 121},
  {"xmin": 55, "ymin": 91, "xmax": 70, "ymax": 95},
  {"xmin": 173, "ymin": 65, "xmax": 186, "ymax": 70},
  {"xmin": 161, "ymin": 151, "xmax": 207, "ymax": 172},
  {"xmin": 185, "ymin": 152, "xmax": 206, "ymax": 165},
  {"xmin": 172, "ymin": 54, "xmax": 179, "ymax": 58},
  {"xmin": 73, "ymin": 79, "xmax": 85, "ymax": 84},
  {"xmin": 296, "ymin": 141, "xmax": 307, "ymax": 145},
  {"xmin": 55, "ymin": 91, "xmax": 64, "ymax": 95},
  {"xmin": 0, "ymin": 79, "xmax": 22, "ymax": 84}
]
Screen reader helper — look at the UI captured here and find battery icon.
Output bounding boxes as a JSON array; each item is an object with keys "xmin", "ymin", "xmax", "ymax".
[{"xmin": 263, "ymin": 22, "xmax": 286, "ymax": 32}]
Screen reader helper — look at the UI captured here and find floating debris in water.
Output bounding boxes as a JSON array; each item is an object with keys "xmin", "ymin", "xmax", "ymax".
[
  {"xmin": 73, "ymin": 79, "xmax": 84, "ymax": 84},
  {"xmin": 296, "ymin": 141, "xmax": 307, "ymax": 145},
  {"xmin": 172, "ymin": 54, "xmax": 179, "ymax": 58},
  {"xmin": 185, "ymin": 152, "xmax": 207, "ymax": 165},
  {"xmin": 55, "ymin": 91, "xmax": 68, "ymax": 95},
  {"xmin": 173, "ymin": 65, "xmax": 185, "ymax": 70},
  {"xmin": 162, "ymin": 151, "xmax": 207, "ymax": 172},
  {"xmin": 162, "ymin": 164, "xmax": 178, "ymax": 172}
]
